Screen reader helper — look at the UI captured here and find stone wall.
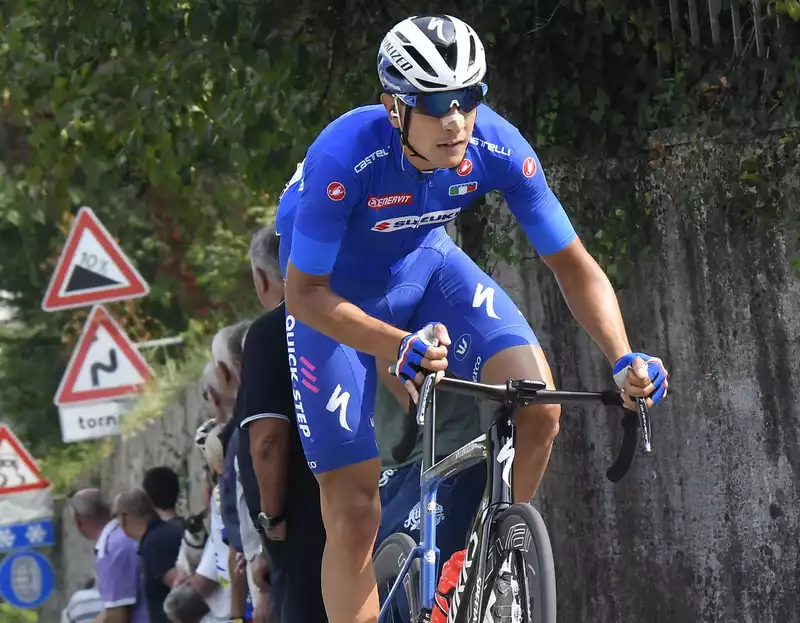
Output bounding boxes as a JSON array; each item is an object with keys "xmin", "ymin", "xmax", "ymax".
[{"xmin": 41, "ymin": 384, "xmax": 213, "ymax": 621}]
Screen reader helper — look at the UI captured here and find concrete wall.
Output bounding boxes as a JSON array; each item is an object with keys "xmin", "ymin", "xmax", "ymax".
[
  {"xmin": 42, "ymin": 384, "xmax": 213, "ymax": 621},
  {"xmin": 491, "ymin": 131, "xmax": 800, "ymax": 623}
]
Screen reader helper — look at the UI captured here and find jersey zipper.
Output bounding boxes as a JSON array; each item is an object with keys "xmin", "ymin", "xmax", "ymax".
[{"xmin": 416, "ymin": 173, "xmax": 435, "ymax": 229}]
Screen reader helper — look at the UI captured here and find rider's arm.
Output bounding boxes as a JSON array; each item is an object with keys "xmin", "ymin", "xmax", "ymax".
[
  {"xmin": 286, "ymin": 266, "xmax": 408, "ymax": 361},
  {"xmin": 284, "ymin": 148, "xmax": 408, "ymax": 361},
  {"xmin": 501, "ymin": 146, "xmax": 632, "ymax": 365},
  {"xmin": 542, "ymin": 239, "xmax": 631, "ymax": 364}
]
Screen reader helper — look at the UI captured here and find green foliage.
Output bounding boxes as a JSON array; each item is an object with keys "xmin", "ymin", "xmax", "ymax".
[
  {"xmin": 0, "ymin": 0, "xmax": 798, "ymax": 463},
  {"xmin": 39, "ymin": 327, "xmax": 210, "ymax": 493},
  {"xmin": 0, "ymin": 603, "xmax": 37, "ymax": 623},
  {"xmin": 466, "ymin": 0, "xmax": 799, "ymax": 278}
]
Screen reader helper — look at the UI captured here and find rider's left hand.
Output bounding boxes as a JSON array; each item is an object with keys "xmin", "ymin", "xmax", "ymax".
[{"xmin": 612, "ymin": 352, "xmax": 669, "ymax": 410}]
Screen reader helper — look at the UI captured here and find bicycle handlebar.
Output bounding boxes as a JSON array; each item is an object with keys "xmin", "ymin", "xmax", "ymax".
[{"xmin": 391, "ymin": 376, "xmax": 651, "ymax": 483}]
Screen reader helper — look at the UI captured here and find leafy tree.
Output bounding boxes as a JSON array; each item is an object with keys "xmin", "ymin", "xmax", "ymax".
[
  {"xmin": 0, "ymin": 603, "xmax": 38, "ymax": 623},
  {"xmin": 0, "ymin": 0, "xmax": 796, "ymax": 455}
]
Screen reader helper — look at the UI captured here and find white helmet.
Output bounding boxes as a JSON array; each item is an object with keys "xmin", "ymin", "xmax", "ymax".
[{"xmin": 377, "ymin": 15, "xmax": 487, "ymax": 93}]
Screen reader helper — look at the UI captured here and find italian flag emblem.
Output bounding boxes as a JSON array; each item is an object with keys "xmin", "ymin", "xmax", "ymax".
[{"xmin": 449, "ymin": 182, "xmax": 478, "ymax": 196}]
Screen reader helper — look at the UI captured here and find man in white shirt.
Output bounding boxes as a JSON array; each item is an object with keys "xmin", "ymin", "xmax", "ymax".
[{"xmin": 172, "ymin": 425, "xmax": 235, "ymax": 623}]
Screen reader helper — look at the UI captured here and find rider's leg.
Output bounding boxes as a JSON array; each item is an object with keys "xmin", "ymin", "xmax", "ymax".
[
  {"xmin": 316, "ymin": 458, "xmax": 383, "ymax": 623},
  {"xmin": 285, "ymin": 307, "xmax": 385, "ymax": 623},
  {"xmin": 406, "ymin": 236, "xmax": 559, "ymax": 505},
  {"xmin": 479, "ymin": 344, "xmax": 559, "ymax": 503}
]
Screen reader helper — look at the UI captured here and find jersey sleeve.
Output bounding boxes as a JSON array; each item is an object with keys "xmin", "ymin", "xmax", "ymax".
[
  {"xmin": 289, "ymin": 146, "xmax": 361, "ymax": 275},
  {"xmin": 497, "ymin": 135, "xmax": 577, "ymax": 256}
]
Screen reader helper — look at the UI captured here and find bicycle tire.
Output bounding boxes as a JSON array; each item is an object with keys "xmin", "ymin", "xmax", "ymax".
[
  {"xmin": 481, "ymin": 503, "xmax": 557, "ymax": 623},
  {"xmin": 374, "ymin": 532, "xmax": 422, "ymax": 622}
]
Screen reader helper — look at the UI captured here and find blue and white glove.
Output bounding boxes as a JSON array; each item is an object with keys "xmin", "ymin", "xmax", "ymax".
[
  {"xmin": 393, "ymin": 322, "xmax": 442, "ymax": 383},
  {"xmin": 612, "ymin": 352, "xmax": 669, "ymax": 404}
]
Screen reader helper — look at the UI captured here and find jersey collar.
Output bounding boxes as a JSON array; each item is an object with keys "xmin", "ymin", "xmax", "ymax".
[{"xmin": 390, "ymin": 129, "xmax": 443, "ymax": 183}]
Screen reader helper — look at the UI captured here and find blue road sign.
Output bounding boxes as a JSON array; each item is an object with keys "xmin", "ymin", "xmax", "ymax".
[
  {"xmin": 0, "ymin": 550, "xmax": 55, "ymax": 608},
  {"xmin": 0, "ymin": 519, "xmax": 54, "ymax": 552}
]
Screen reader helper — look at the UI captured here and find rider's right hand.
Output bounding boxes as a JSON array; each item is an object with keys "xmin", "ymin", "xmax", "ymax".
[{"xmin": 390, "ymin": 322, "xmax": 451, "ymax": 402}]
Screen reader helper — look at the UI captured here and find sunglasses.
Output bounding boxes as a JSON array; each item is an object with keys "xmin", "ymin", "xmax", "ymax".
[{"xmin": 397, "ymin": 83, "xmax": 488, "ymax": 118}]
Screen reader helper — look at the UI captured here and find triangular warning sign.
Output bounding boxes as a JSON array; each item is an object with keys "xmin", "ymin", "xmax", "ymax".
[
  {"xmin": 42, "ymin": 206, "xmax": 150, "ymax": 312},
  {"xmin": 54, "ymin": 305, "xmax": 155, "ymax": 407},
  {"xmin": 0, "ymin": 425, "xmax": 49, "ymax": 495}
]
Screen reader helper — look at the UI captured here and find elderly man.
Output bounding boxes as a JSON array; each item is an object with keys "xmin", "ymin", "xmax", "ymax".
[
  {"xmin": 208, "ymin": 322, "xmax": 261, "ymax": 622},
  {"xmin": 115, "ymin": 489, "xmax": 183, "ymax": 623},
  {"xmin": 211, "ymin": 321, "xmax": 251, "ymax": 402},
  {"xmin": 71, "ymin": 488, "xmax": 147, "ymax": 623},
  {"xmin": 201, "ymin": 361, "xmax": 234, "ymax": 425},
  {"xmin": 163, "ymin": 585, "xmax": 211, "ymax": 623},
  {"xmin": 239, "ymin": 225, "xmax": 328, "ymax": 623}
]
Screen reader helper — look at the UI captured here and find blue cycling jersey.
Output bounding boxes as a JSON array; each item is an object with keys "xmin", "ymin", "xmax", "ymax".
[{"xmin": 276, "ymin": 104, "xmax": 576, "ymax": 280}]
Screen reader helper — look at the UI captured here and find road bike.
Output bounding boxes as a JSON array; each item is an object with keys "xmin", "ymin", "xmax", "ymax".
[{"xmin": 374, "ymin": 374, "xmax": 651, "ymax": 623}]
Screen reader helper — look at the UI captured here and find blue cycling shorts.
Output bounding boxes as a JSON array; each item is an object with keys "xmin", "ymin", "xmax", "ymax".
[{"xmin": 284, "ymin": 230, "xmax": 539, "ymax": 474}]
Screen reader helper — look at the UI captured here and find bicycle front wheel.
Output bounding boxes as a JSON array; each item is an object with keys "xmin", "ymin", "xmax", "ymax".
[
  {"xmin": 483, "ymin": 503, "xmax": 557, "ymax": 623},
  {"xmin": 374, "ymin": 532, "xmax": 421, "ymax": 623}
]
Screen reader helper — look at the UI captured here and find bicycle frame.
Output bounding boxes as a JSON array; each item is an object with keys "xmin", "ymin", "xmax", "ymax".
[
  {"xmin": 378, "ymin": 378, "xmax": 515, "ymax": 623},
  {"xmin": 378, "ymin": 374, "xmax": 646, "ymax": 622}
]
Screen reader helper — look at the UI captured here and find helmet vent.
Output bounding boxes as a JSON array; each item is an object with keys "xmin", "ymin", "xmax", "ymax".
[
  {"xmin": 468, "ymin": 35, "xmax": 477, "ymax": 66},
  {"xmin": 406, "ymin": 46, "xmax": 436, "ymax": 76},
  {"xmin": 417, "ymin": 78, "xmax": 446, "ymax": 90}
]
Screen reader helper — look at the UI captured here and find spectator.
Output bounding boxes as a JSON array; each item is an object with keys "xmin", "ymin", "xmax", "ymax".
[
  {"xmin": 241, "ymin": 225, "xmax": 327, "ymax": 622},
  {"xmin": 143, "ymin": 466, "xmax": 183, "ymax": 527},
  {"xmin": 208, "ymin": 323, "xmax": 260, "ymax": 620},
  {"xmin": 201, "ymin": 362, "xmax": 233, "ymax": 425},
  {"xmin": 60, "ymin": 578, "xmax": 102, "ymax": 623},
  {"xmin": 70, "ymin": 488, "xmax": 147, "ymax": 623},
  {"xmin": 114, "ymin": 488, "xmax": 183, "ymax": 623},
  {"xmin": 174, "ymin": 422, "xmax": 237, "ymax": 623},
  {"xmin": 211, "ymin": 321, "xmax": 251, "ymax": 406},
  {"xmin": 163, "ymin": 585, "xmax": 211, "ymax": 623}
]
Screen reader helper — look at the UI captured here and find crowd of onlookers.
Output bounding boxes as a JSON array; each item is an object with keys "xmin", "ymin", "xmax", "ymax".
[{"xmin": 61, "ymin": 225, "xmax": 489, "ymax": 623}]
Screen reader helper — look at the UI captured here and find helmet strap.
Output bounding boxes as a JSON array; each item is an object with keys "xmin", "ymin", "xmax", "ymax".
[{"xmin": 393, "ymin": 97, "xmax": 429, "ymax": 163}]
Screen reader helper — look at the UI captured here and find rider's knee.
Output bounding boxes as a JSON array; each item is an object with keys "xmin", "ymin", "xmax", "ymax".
[
  {"xmin": 319, "ymin": 477, "xmax": 381, "ymax": 548},
  {"xmin": 518, "ymin": 402, "xmax": 562, "ymax": 442}
]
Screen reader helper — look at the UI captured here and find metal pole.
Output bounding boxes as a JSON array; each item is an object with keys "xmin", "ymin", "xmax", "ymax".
[{"xmin": 135, "ymin": 336, "xmax": 184, "ymax": 350}]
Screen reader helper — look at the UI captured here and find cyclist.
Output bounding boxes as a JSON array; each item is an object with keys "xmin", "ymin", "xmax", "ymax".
[{"xmin": 277, "ymin": 14, "xmax": 670, "ymax": 623}]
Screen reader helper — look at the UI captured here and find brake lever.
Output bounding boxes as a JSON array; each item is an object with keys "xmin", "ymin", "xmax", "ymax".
[{"xmin": 635, "ymin": 397, "xmax": 651, "ymax": 453}]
